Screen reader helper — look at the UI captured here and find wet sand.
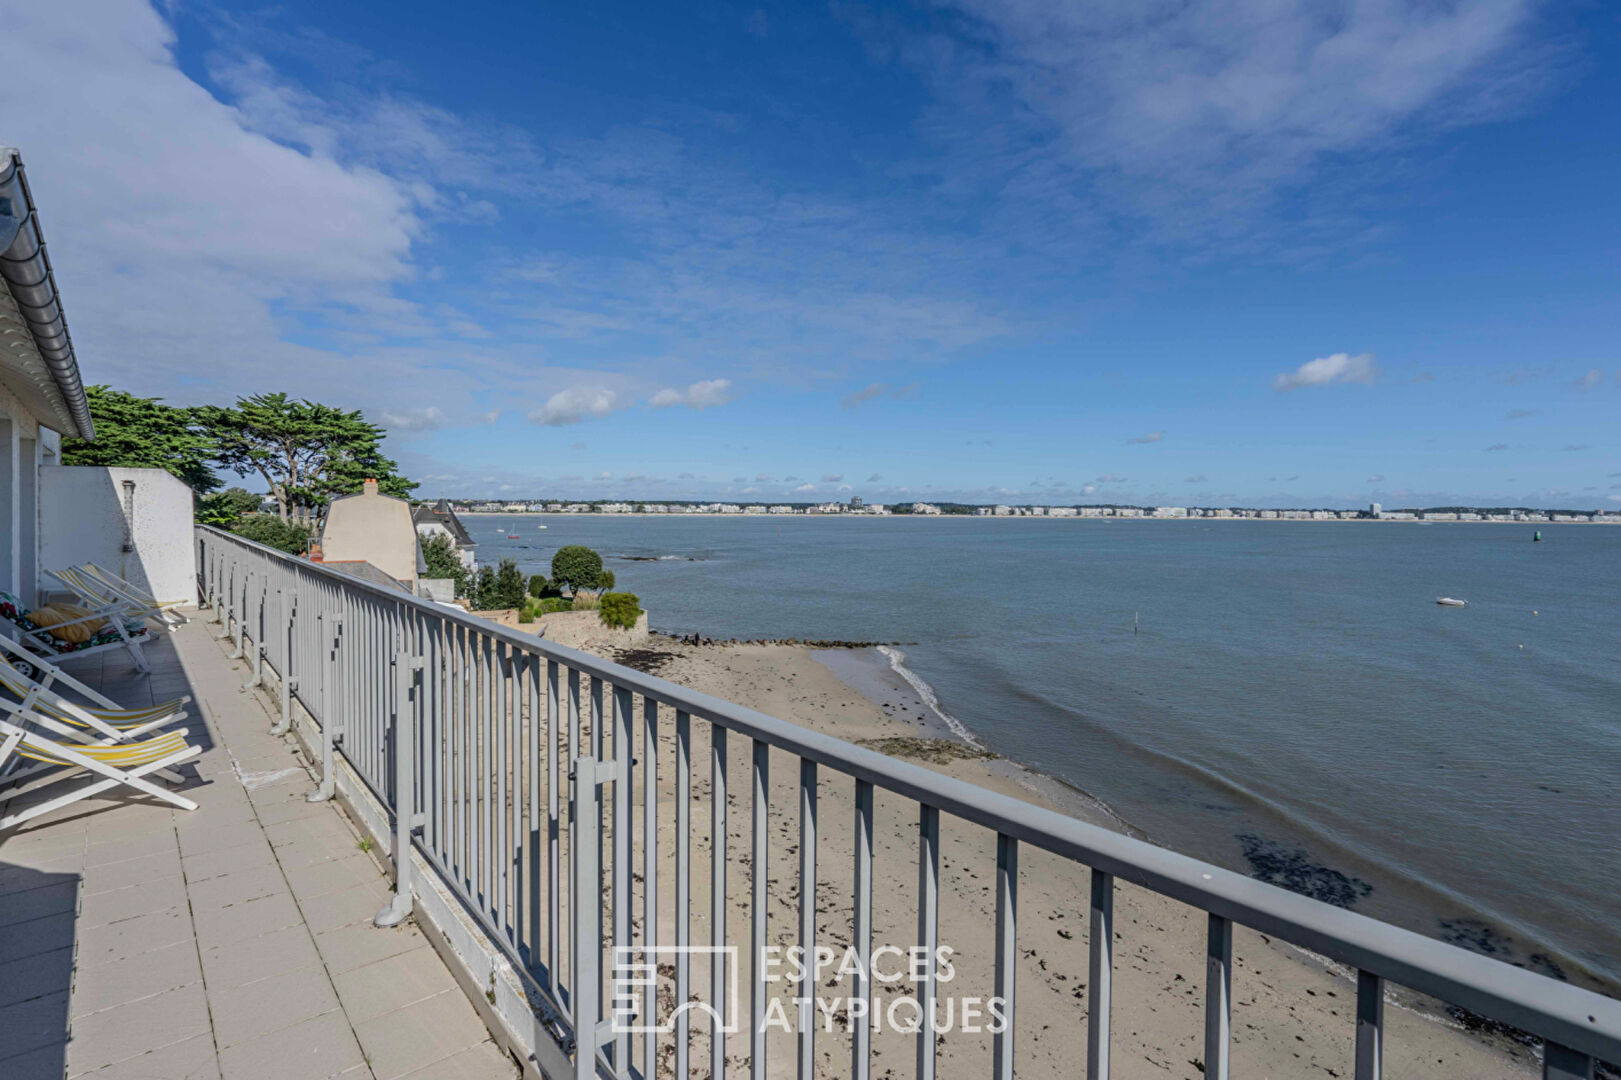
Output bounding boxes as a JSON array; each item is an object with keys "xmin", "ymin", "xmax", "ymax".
[{"xmin": 537, "ymin": 615, "xmax": 1540, "ymax": 1079}]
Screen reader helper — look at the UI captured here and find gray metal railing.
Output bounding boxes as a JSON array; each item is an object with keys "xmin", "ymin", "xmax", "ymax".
[{"xmin": 196, "ymin": 525, "xmax": 1620, "ymax": 1080}]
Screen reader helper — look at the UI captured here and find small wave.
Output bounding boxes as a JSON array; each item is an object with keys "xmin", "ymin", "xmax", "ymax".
[{"xmin": 878, "ymin": 646, "xmax": 984, "ymax": 750}]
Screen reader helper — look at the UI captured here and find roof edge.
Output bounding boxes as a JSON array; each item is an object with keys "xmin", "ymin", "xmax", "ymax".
[{"xmin": 0, "ymin": 148, "xmax": 94, "ymax": 440}]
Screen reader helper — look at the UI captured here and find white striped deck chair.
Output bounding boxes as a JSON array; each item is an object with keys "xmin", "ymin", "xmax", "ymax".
[
  {"xmin": 0, "ymin": 719, "xmax": 199, "ymax": 831},
  {"xmin": 0, "ymin": 636, "xmax": 189, "ymax": 741}
]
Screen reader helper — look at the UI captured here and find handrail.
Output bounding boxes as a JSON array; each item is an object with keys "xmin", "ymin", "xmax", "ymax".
[{"xmin": 196, "ymin": 524, "xmax": 1621, "ymax": 1071}]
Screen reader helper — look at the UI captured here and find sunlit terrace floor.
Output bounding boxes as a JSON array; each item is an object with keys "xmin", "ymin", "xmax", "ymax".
[{"xmin": 0, "ymin": 616, "xmax": 518, "ymax": 1080}]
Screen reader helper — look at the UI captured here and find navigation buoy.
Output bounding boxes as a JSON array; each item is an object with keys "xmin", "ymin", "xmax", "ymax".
[{"xmin": 1534, "ymin": 530, "xmax": 1542, "ymax": 542}]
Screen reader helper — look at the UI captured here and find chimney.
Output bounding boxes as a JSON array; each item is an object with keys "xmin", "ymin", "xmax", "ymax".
[{"xmin": 363, "ymin": 478, "xmax": 378, "ymax": 496}]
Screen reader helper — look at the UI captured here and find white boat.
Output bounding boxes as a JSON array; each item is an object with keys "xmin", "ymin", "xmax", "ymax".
[
  {"xmin": 1436, "ymin": 597, "xmax": 1468, "ymax": 607},
  {"xmin": 537, "ymin": 525, "xmax": 547, "ymax": 529}
]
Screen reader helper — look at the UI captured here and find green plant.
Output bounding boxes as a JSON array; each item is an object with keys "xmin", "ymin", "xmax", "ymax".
[
  {"xmin": 532, "ymin": 597, "xmax": 573, "ymax": 614},
  {"xmin": 63, "ymin": 386, "xmax": 221, "ymax": 492},
  {"xmin": 420, "ymin": 532, "xmax": 471, "ymax": 598},
  {"xmin": 528, "ymin": 574, "xmax": 559, "ymax": 599},
  {"xmin": 232, "ymin": 514, "xmax": 312, "ymax": 555},
  {"xmin": 517, "ymin": 609, "xmax": 534, "ymax": 623},
  {"xmin": 570, "ymin": 591, "xmax": 600, "ymax": 611},
  {"xmin": 471, "ymin": 565, "xmax": 497, "ymax": 608},
  {"xmin": 598, "ymin": 592, "xmax": 642, "ymax": 630},
  {"xmin": 550, "ymin": 545, "xmax": 604, "ymax": 596},
  {"xmin": 597, "ymin": 568, "xmax": 615, "ymax": 593},
  {"xmin": 357, "ymin": 837, "xmax": 373, "ymax": 853},
  {"xmin": 492, "ymin": 559, "xmax": 527, "ymax": 609}
]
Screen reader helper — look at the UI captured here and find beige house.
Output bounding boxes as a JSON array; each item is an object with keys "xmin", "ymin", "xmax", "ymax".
[{"xmin": 316, "ymin": 478, "xmax": 422, "ymax": 589}]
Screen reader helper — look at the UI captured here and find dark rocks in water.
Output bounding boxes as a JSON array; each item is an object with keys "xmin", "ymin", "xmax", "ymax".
[
  {"xmin": 1235, "ymin": 834, "xmax": 1372, "ymax": 909},
  {"xmin": 1439, "ymin": 918, "xmax": 1568, "ymax": 981},
  {"xmin": 653, "ymin": 630, "xmax": 904, "ymax": 649}
]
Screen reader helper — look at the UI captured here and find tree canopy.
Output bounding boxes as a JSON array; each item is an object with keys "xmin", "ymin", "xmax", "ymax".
[
  {"xmin": 550, "ymin": 546, "xmax": 605, "ymax": 595},
  {"xmin": 197, "ymin": 393, "xmax": 414, "ymax": 523},
  {"xmin": 61, "ymin": 386, "xmax": 220, "ymax": 492}
]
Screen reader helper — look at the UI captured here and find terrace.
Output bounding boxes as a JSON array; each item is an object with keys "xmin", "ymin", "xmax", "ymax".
[{"xmin": 3, "ymin": 142, "xmax": 1619, "ymax": 1080}]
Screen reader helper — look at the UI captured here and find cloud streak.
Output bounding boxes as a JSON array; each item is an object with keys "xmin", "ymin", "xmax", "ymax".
[{"xmin": 1274, "ymin": 353, "xmax": 1379, "ymax": 392}]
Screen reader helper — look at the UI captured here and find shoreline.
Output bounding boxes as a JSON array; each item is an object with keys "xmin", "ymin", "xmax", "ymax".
[
  {"xmin": 463, "ymin": 510, "xmax": 1614, "ymax": 525},
  {"xmin": 536, "ymin": 611, "xmax": 1546, "ymax": 1076}
]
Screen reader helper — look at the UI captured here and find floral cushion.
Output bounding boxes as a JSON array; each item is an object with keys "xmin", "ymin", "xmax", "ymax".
[{"xmin": 0, "ymin": 590, "xmax": 145, "ymax": 654}]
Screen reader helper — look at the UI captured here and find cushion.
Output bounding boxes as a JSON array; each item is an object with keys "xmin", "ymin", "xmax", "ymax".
[{"xmin": 26, "ymin": 603, "xmax": 108, "ymax": 644}]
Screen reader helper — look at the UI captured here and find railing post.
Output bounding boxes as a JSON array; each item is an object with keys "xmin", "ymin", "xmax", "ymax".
[
  {"xmin": 1088, "ymin": 870, "xmax": 1113, "ymax": 1080},
  {"xmin": 376, "ymin": 646, "xmax": 419, "ymax": 928},
  {"xmin": 1543, "ymin": 1042, "xmax": 1593, "ymax": 1080},
  {"xmin": 242, "ymin": 577, "xmax": 266, "ymax": 689},
  {"xmin": 1355, "ymin": 970, "xmax": 1383, "ymax": 1080},
  {"xmin": 307, "ymin": 613, "xmax": 337, "ymax": 803},
  {"xmin": 573, "ymin": 752, "xmax": 605, "ymax": 1080},
  {"xmin": 1205, "ymin": 914, "xmax": 1232, "ymax": 1080},
  {"xmin": 227, "ymin": 571, "xmax": 248, "ymax": 658},
  {"xmin": 272, "ymin": 585, "xmax": 296, "ymax": 736}
]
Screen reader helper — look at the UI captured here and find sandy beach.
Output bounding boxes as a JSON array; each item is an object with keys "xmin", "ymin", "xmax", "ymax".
[{"xmin": 535, "ymin": 613, "xmax": 1540, "ymax": 1080}]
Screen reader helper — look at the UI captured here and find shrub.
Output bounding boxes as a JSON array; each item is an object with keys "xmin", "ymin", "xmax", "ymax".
[
  {"xmin": 532, "ymin": 597, "xmax": 573, "ymax": 615},
  {"xmin": 598, "ymin": 592, "xmax": 642, "ymax": 630},
  {"xmin": 517, "ymin": 609, "xmax": 534, "ymax": 624},
  {"xmin": 550, "ymin": 545, "xmax": 604, "ymax": 596},
  {"xmin": 233, "ymin": 514, "xmax": 311, "ymax": 555},
  {"xmin": 421, "ymin": 532, "xmax": 471, "ymax": 598},
  {"xmin": 528, "ymin": 574, "xmax": 560, "ymax": 599},
  {"xmin": 492, "ymin": 559, "xmax": 527, "ymax": 609},
  {"xmin": 597, "ymin": 568, "xmax": 615, "ymax": 593}
]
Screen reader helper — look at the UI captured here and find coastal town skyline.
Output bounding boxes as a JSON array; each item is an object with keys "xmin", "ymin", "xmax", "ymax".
[{"xmin": 3, "ymin": 1, "xmax": 1618, "ymax": 510}]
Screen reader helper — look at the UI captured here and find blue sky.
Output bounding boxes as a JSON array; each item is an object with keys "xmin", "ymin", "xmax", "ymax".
[{"xmin": 4, "ymin": 0, "xmax": 1618, "ymax": 507}]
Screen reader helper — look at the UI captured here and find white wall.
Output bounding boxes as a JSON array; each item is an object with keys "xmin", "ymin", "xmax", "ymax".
[{"xmin": 39, "ymin": 466, "xmax": 198, "ymax": 605}]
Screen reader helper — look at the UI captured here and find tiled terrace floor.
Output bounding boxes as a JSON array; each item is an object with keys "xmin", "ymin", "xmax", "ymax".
[{"xmin": 0, "ymin": 615, "xmax": 519, "ymax": 1080}]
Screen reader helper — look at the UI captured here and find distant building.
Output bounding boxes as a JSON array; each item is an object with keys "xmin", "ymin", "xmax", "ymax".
[
  {"xmin": 913, "ymin": 502, "xmax": 942, "ymax": 515},
  {"xmin": 411, "ymin": 498, "xmax": 476, "ymax": 571},
  {"xmin": 1153, "ymin": 506, "xmax": 1188, "ymax": 518},
  {"xmin": 599, "ymin": 503, "xmax": 632, "ymax": 514},
  {"xmin": 850, "ymin": 496, "xmax": 865, "ymax": 509},
  {"xmin": 768, "ymin": 505, "xmax": 795, "ymax": 514},
  {"xmin": 1370, "ymin": 502, "xmax": 1382, "ymax": 518},
  {"xmin": 318, "ymin": 479, "xmax": 421, "ymax": 589}
]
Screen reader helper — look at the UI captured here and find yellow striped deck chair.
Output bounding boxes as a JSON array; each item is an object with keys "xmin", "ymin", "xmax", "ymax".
[
  {"xmin": 0, "ymin": 719, "xmax": 199, "ymax": 831},
  {"xmin": 0, "ymin": 635, "xmax": 188, "ymax": 742},
  {"xmin": 50, "ymin": 565, "xmax": 180, "ymax": 633},
  {"xmin": 81, "ymin": 563, "xmax": 188, "ymax": 627}
]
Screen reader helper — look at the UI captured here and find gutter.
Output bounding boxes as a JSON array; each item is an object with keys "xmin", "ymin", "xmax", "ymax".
[{"xmin": 0, "ymin": 148, "xmax": 94, "ymax": 440}]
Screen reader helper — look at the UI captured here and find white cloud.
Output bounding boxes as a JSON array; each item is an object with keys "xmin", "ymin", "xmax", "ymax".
[
  {"xmin": 820, "ymin": 474, "xmax": 843, "ymax": 483},
  {"xmin": 1185, "ymin": 474, "xmax": 1208, "ymax": 484},
  {"xmin": 380, "ymin": 406, "xmax": 447, "ymax": 432},
  {"xmin": 841, "ymin": 383, "xmax": 888, "ymax": 409},
  {"xmin": 1273, "ymin": 353, "xmax": 1379, "ymax": 392},
  {"xmin": 528, "ymin": 387, "xmax": 621, "ymax": 426},
  {"xmin": 1368, "ymin": 475, "xmax": 1387, "ymax": 483},
  {"xmin": 1485, "ymin": 443, "xmax": 1509, "ymax": 452},
  {"xmin": 793, "ymin": 483, "xmax": 815, "ymax": 492},
  {"xmin": 893, "ymin": 0, "xmax": 1543, "ymax": 244},
  {"xmin": 1127, "ymin": 431, "xmax": 1164, "ymax": 444},
  {"xmin": 867, "ymin": 473, "xmax": 883, "ymax": 482},
  {"xmin": 1572, "ymin": 368, "xmax": 1605, "ymax": 391},
  {"xmin": 649, "ymin": 378, "xmax": 735, "ymax": 410}
]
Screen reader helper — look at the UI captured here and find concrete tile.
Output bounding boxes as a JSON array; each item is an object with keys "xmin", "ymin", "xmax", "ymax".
[
  {"xmin": 331, "ymin": 946, "xmax": 457, "ymax": 1025},
  {"xmin": 74, "ymin": 1031, "xmax": 219, "ymax": 1080},
  {"xmin": 79, "ymin": 875, "xmax": 189, "ymax": 929},
  {"xmin": 272, "ymin": 834, "xmax": 362, "ymax": 871},
  {"xmin": 209, "ymin": 964, "xmax": 339, "ymax": 1049},
  {"xmin": 0, "ymin": 1042, "xmax": 68, "ymax": 1080},
  {"xmin": 353, "ymin": 991, "xmax": 490, "ymax": 1080},
  {"xmin": 76, "ymin": 907, "xmax": 193, "ymax": 970},
  {"xmin": 298, "ymin": 880, "xmax": 391, "ymax": 935},
  {"xmin": 181, "ymin": 839, "xmax": 277, "ymax": 882},
  {"xmin": 217, "ymin": 1009, "xmax": 366, "ymax": 1080},
  {"xmin": 0, "ymin": 912, "xmax": 77, "ymax": 964},
  {"xmin": 0, "ymin": 850, "xmax": 84, "ymax": 892},
  {"xmin": 396, "ymin": 1040, "xmax": 515, "ymax": 1080},
  {"xmin": 0, "ymin": 880, "xmax": 78, "ymax": 927},
  {"xmin": 175, "ymin": 820, "xmax": 264, "ymax": 858},
  {"xmin": 250, "ymin": 793, "xmax": 328, "ymax": 828},
  {"xmin": 70, "ymin": 939, "xmax": 202, "ymax": 1019},
  {"xmin": 85, "ymin": 829, "xmax": 177, "ymax": 869},
  {"xmin": 263, "ymin": 813, "xmax": 357, "ymax": 853},
  {"xmin": 81, "ymin": 848, "xmax": 181, "ymax": 895},
  {"xmin": 285, "ymin": 853, "xmax": 383, "ymax": 902},
  {"xmin": 0, "ymin": 988, "xmax": 69, "ymax": 1061},
  {"xmin": 66, "ymin": 981, "xmax": 210, "ymax": 1076},
  {"xmin": 0, "ymin": 945, "xmax": 74, "ymax": 1008},
  {"xmin": 314, "ymin": 921, "xmax": 427, "ymax": 975},
  {"xmin": 190, "ymin": 889, "xmax": 302, "ymax": 948},
  {"xmin": 198, "ymin": 922, "xmax": 321, "ymax": 990},
  {"xmin": 185, "ymin": 863, "xmax": 289, "ymax": 911}
]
